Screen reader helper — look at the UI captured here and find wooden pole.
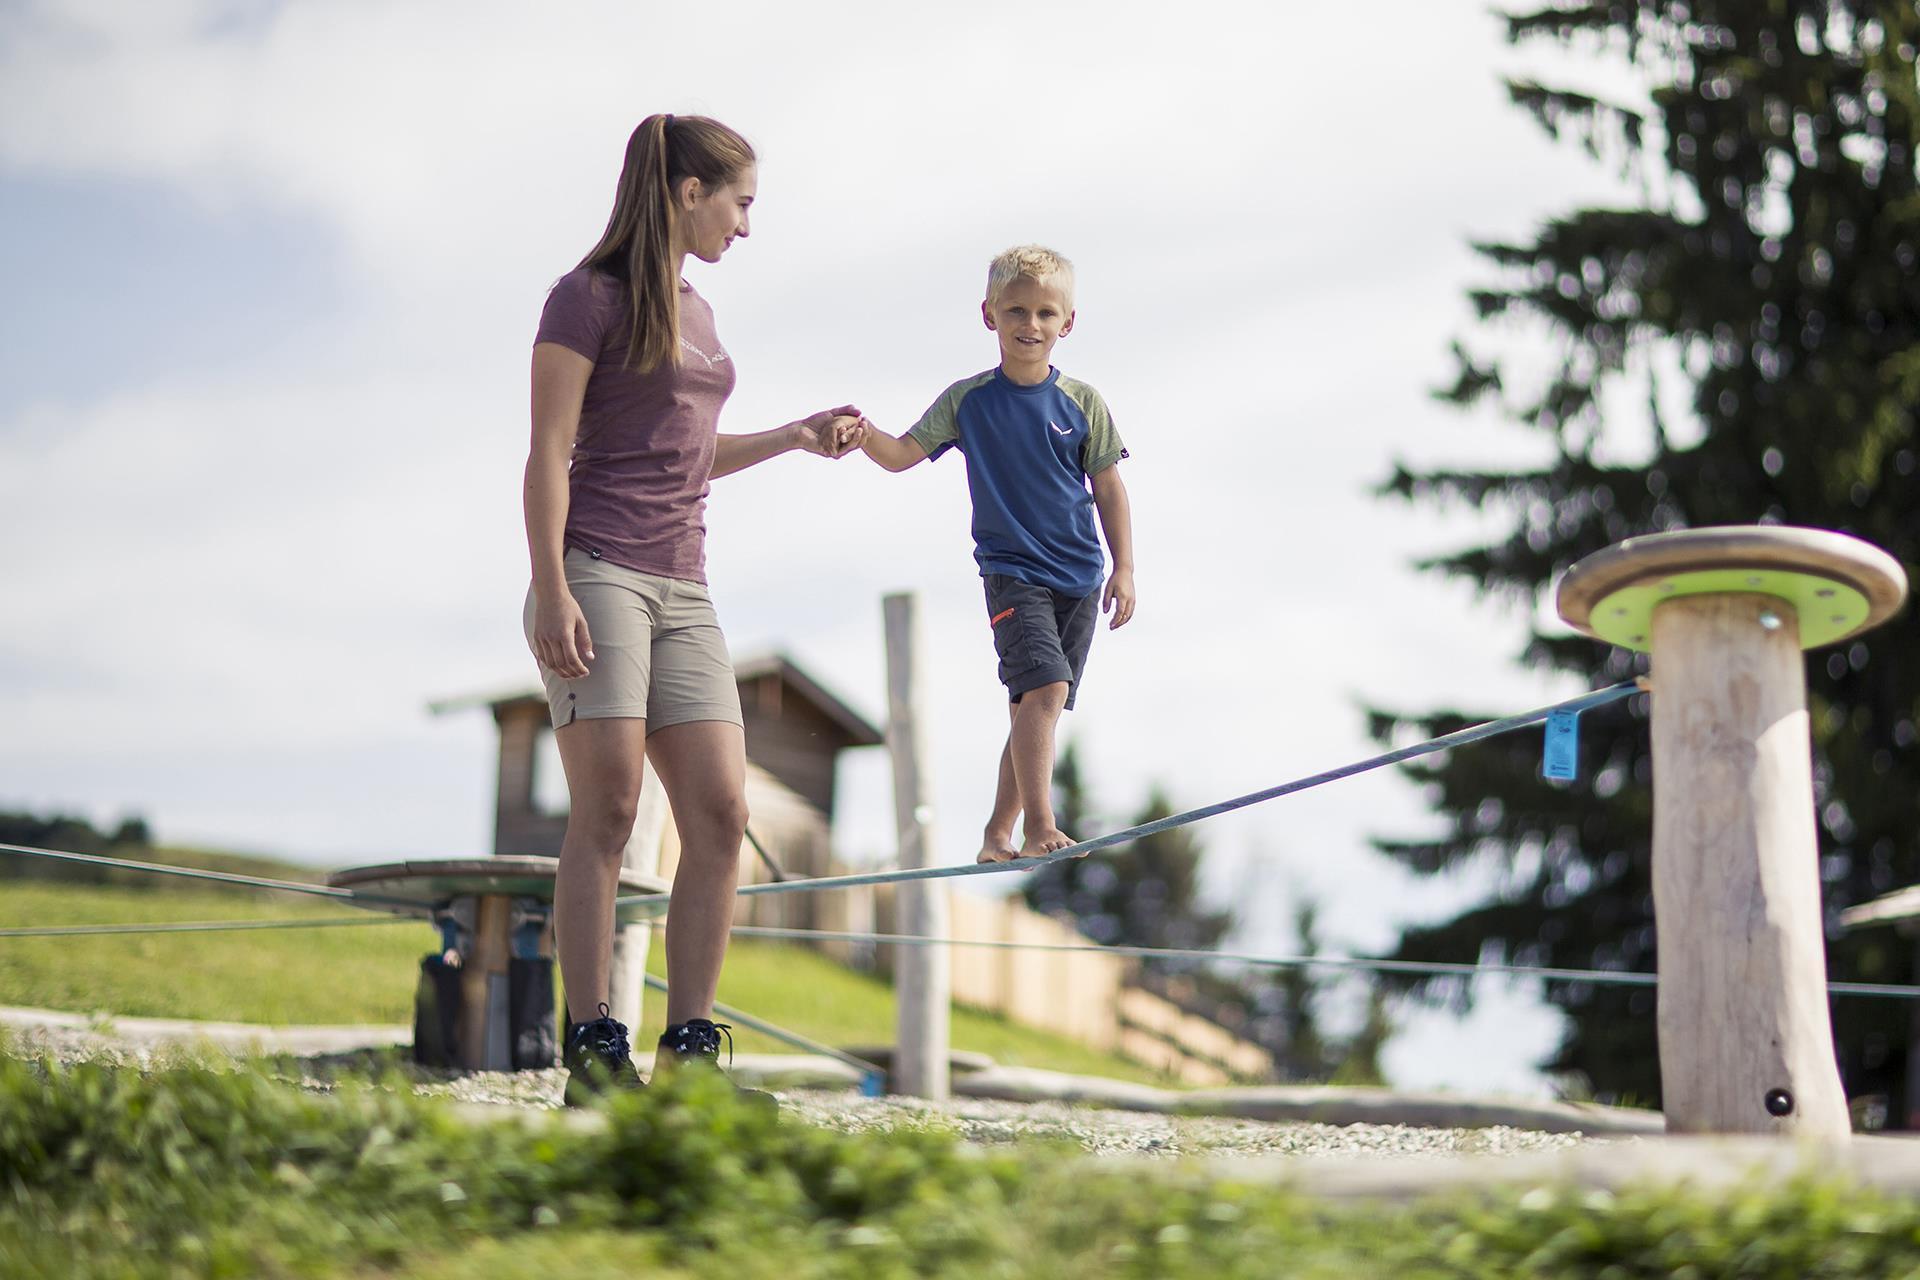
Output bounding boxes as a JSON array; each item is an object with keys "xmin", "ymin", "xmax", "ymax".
[
  {"xmin": 459, "ymin": 893, "xmax": 513, "ymax": 1070},
  {"xmin": 1647, "ymin": 593, "xmax": 1847, "ymax": 1135},
  {"xmin": 1557, "ymin": 525, "xmax": 1908, "ymax": 1139},
  {"xmin": 1907, "ymin": 930, "xmax": 1920, "ymax": 1130},
  {"xmin": 606, "ymin": 767, "xmax": 670, "ymax": 1034},
  {"xmin": 884, "ymin": 592, "xmax": 950, "ymax": 1099},
  {"xmin": 492, "ymin": 704, "xmax": 540, "ymax": 854}
]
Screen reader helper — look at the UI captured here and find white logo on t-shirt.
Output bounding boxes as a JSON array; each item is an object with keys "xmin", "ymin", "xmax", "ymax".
[
  {"xmin": 681, "ymin": 338, "xmax": 730, "ymax": 369},
  {"xmin": 1048, "ymin": 420, "xmax": 1071, "ymax": 436}
]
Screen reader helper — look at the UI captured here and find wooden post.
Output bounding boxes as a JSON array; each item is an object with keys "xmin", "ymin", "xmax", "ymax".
[
  {"xmin": 1558, "ymin": 526, "xmax": 1908, "ymax": 1138},
  {"xmin": 884, "ymin": 592, "xmax": 950, "ymax": 1099},
  {"xmin": 458, "ymin": 893, "xmax": 513, "ymax": 1071},
  {"xmin": 1906, "ymin": 930, "xmax": 1920, "ymax": 1130},
  {"xmin": 606, "ymin": 767, "xmax": 670, "ymax": 1034},
  {"xmin": 492, "ymin": 702, "xmax": 542, "ymax": 853},
  {"xmin": 1647, "ymin": 593, "xmax": 1846, "ymax": 1133}
]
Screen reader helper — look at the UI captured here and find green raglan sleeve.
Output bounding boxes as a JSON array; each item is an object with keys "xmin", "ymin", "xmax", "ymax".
[
  {"xmin": 906, "ymin": 371, "xmax": 997, "ymax": 460},
  {"xmin": 1067, "ymin": 380, "xmax": 1128, "ymax": 475},
  {"xmin": 905, "ymin": 383, "xmax": 965, "ymax": 459}
]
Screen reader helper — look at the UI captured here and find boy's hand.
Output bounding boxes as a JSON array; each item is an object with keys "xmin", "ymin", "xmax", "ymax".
[
  {"xmin": 818, "ymin": 414, "xmax": 863, "ymax": 456},
  {"xmin": 795, "ymin": 406, "xmax": 863, "ymax": 458},
  {"xmin": 1102, "ymin": 567, "xmax": 1135, "ymax": 629}
]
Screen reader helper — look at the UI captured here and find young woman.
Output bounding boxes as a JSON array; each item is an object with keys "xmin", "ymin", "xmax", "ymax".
[{"xmin": 523, "ymin": 113, "xmax": 859, "ymax": 1103}]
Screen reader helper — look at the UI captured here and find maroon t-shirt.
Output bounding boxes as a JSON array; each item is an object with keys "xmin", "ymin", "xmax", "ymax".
[{"xmin": 535, "ymin": 267, "xmax": 736, "ymax": 583}]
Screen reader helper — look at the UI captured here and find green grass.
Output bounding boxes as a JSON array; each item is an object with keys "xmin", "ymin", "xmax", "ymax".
[
  {"xmin": 0, "ymin": 882, "xmax": 422, "ymax": 1024},
  {"xmin": 6, "ymin": 1053, "xmax": 1919, "ymax": 1280},
  {"xmin": 0, "ymin": 869, "xmax": 1169, "ymax": 1083}
]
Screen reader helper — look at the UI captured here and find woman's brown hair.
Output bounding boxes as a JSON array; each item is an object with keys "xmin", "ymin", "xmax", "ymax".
[{"xmin": 577, "ymin": 114, "xmax": 755, "ymax": 372}]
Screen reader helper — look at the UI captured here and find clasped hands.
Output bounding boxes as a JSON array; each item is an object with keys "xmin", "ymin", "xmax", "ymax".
[{"xmin": 794, "ymin": 406, "xmax": 871, "ymax": 459}]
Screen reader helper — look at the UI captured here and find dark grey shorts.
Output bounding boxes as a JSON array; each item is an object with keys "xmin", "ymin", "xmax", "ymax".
[{"xmin": 983, "ymin": 573, "xmax": 1099, "ymax": 709}]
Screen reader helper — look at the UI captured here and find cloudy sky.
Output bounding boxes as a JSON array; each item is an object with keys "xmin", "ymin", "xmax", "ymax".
[{"xmin": 0, "ymin": 0, "xmax": 1656, "ymax": 1093}]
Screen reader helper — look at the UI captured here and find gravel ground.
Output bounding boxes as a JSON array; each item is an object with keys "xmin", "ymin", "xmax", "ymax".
[
  {"xmin": 771, "ymin": 1090, "xmax": 1589, "ymax": 1159},
  {"xmin": 7, "ymin": 1019, "xmax": 1597, "ymax": 1161}
]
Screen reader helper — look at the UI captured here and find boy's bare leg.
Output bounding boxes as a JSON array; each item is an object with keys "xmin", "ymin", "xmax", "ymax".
[
  {"xmin": 978, "ymin": 702, "xmax": 1022, "ymax": 863},
  {"xmin": 1010, "ymin": 681, "xmax": 1075, "ymax": 858}
]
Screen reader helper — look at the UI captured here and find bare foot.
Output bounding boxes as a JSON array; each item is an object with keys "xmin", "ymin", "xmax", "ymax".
[
  {"xmin": 1015, "ymin": 827, "xmax": 1076, "ymax": 859},
  {"xmin": 976, "ymin": 828, "xmax": 1019, "ymax": 864}
]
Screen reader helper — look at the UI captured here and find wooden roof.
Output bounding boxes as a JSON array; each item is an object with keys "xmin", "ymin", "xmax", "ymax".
[
  {"xmin": 731, "ymin": 651, "xmax": 882, "ymax": 748},
  {"xmin": 429, "ymin": 651, "xmax": 883, "ymax": 750}
]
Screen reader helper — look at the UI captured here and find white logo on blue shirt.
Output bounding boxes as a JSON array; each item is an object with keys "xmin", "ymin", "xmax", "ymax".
[{"xmin": 1048, "ymin": 420, "xmax": 1071, "ymax": 435}]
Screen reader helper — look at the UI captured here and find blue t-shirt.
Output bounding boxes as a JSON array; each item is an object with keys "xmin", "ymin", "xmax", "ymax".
[{"xmin": 907, "ymin": 367, "xmax": 1128, "ymax": 596}]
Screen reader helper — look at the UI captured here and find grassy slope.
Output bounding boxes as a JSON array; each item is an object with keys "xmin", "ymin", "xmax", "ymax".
[{"xmin": 0, "ymin": 864, "xmax": 1168, "ymax": 1083}]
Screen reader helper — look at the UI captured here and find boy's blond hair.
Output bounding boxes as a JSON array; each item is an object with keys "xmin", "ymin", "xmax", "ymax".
[{"xmin": 985, "ymin": 244, "xmax": 1075, "ymax": 311}]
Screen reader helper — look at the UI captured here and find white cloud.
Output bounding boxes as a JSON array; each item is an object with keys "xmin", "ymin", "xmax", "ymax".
[{"xmin": 0, "ymin": 0, "xmax": 1650, "ymax": 1093}]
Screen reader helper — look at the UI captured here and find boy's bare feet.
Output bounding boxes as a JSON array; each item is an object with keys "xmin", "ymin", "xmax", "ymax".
[
  {"xmin": 977, "ymin": 825, "xmax": 1020, "ymax": 864},
  {"xmin": 1016, "ymin": 827, "xmax": 1077, "ymax": 858}
]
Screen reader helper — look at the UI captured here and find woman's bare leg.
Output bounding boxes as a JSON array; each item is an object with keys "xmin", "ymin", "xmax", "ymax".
[
  {"xmin": 551, "ymin": 716, "xmax": 648, "ymax": 1022},
  {"xmin": 643, "ymin": 719, "xmax": 749, "ymax": 1025}
]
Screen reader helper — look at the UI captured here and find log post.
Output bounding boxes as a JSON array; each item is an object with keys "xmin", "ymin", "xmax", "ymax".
[
  {"xmin": 1558, "ymin": 526, "xmax": 1908, "ymax": 1138},
  {"xmin": 458, "ymin": 893, "xmax": 513, "ymax": 1071},
  {"xmin": 606, "ymin": 767, "xmax": 670, "ymax": 1034},
  {"xmin": 884, "ymin": 592, "xmax": 950, "ymax": 1099}
]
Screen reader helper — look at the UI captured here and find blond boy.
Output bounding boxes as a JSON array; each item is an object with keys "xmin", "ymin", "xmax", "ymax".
[{"xmin": 858, "ymin": 246, "xmax": 1135, "ymax": 861}]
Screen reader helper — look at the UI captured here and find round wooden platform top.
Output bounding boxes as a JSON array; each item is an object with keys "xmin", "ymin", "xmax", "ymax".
[
  {"xmin": 326, "ymin": 856, "xmax": 671, "ymax": 922},
  {"xmin": 1556, "ymin": 525, "xmax": 1908, "ymax": 652}
]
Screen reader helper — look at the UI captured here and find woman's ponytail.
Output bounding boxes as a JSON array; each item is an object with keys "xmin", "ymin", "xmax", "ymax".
[{"xmin": 577, "ymin": 114, "xmax": 755, "ymax": 373}]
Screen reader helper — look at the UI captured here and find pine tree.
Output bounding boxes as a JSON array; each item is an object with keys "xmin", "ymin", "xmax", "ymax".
[
  {"xmin": 1270, "ymin": 902, "xmax": 1331, "ymax": 1079},
  {"xmin": 1025, "ymin": 750, "xmax": 1392, "ymax": 1080},
  {"xmin": 1376, "ymin": 1, "xmax": 1920, "ymax": 1109},
  {"xmin": 1020, "ymin": 740, "xmax": 1108, "ymax": 927},
  {"xmin": 1021, "ymin": 754, "xmax": 1232, "ymax": 959}
]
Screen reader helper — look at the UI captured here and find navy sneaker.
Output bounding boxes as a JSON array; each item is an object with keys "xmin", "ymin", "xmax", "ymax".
[
  {"xmin": 562, "ymin": 1003, "xmax": 642, "ymax": 1107},
  {"xmin": 653, "ymin": 1018, "xmax": 776, "ymax": 1108}
]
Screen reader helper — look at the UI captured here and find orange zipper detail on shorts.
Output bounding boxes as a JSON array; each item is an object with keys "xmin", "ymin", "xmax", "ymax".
[{"xmin": 989, "ymin": 607, "xmax": 1016, "ymax": 627}]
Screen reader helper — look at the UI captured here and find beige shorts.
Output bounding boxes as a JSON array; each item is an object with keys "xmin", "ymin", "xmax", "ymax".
[{"xmin": 523, "ymin": 548, "xmax": 743, "ymax": 732}]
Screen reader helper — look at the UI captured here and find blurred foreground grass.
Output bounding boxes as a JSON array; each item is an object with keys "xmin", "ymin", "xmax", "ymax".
[
  {"xmin": 0, "ymin": 857, "xmax": 1166, "ymax": 1082},
  {"xmin": 4, "ymin": 1051, "xmax": 1918, "ymax": 1280}
]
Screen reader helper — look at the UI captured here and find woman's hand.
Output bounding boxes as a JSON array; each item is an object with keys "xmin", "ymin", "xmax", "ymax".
[
  {"xmin": 793, "ymin": 405, "xmax": 864, "ymax": 458},
  {"xmin": 714, "ymin": 408, "xmax": 864, "ymax": 478},
  {"xmin": 531, "ymin": 590, "xmax": 594, "ymax": 679}
]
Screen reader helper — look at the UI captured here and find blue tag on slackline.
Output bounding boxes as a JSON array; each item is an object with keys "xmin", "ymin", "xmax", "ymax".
[{"xmin": 1542, "ymin": 709, "xmax": 1581, "ymax": 781}]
